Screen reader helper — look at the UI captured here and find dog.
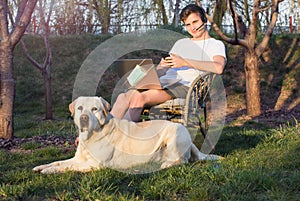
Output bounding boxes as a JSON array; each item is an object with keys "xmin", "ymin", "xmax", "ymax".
[{"xmin": 33, "ymin": 96, "xmax": 222, "ymax": 174}]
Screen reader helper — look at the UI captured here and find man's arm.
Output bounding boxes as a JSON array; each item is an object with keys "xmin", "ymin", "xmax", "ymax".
[
  {"xmin": 184, "ymin": 55, "xmax": 226, "ymax": 74},
  {"xmin": 159, "ymin": 54, "xmax": 226, "ymax": 74}
]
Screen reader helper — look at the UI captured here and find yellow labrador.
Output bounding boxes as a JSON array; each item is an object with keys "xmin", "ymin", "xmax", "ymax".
[{"xmin": 33, "ymin": 96, "xmax": 221, "ymax": 174}]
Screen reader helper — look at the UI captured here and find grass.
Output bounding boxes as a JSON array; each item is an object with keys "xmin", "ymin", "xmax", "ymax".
[
  {"xmin": 0, "ymin": 123, "xmax": 299, "ymax": 200},
  {"xmin": 0, "ymin": 34, "xmax": 299, "ymax": 200}
]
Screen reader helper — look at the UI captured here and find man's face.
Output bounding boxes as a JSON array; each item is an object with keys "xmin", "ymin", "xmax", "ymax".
[{"xmin": 183, "ymin": 12, "xmax": 205, "ymax": 39}]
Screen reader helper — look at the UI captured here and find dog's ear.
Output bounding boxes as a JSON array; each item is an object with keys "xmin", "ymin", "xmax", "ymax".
[
  {"xmin": 99, "ymin": 97, "xmax": 111, "ymax": 117},
  {"xmin": 69, "ymin": 99, "xmax": 77, "ymax": 117}
]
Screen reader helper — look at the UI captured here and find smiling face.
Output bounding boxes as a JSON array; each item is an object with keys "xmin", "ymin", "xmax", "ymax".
[{"xmin": 183, "ymin": 12, "xmax": 207, "ymax": 40}]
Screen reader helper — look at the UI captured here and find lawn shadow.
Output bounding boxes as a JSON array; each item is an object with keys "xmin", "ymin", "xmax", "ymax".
[
  {"xmin": 260, "ymin": 36, "xmax": 300, "ymax": 111},
  {"xmin": 219, "ymin": 102, "xmax": 299, "ymax": 156},
  {"xmin": 214, "ymin": 125, "xmax": 266, "ymax": 156}
]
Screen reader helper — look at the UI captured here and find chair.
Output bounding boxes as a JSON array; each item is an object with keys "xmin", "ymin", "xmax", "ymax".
[
  {"xmin": 111, "ymin": 59, "xmax": 215, "ymax": 139},
  {"xmin": 142, "ymin": 72, "xmax": 215, "ymax": 138}
]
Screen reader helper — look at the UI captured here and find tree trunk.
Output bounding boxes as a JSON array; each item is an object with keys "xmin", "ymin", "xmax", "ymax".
[
  {"xmin": 212, "ymin": 0, "xmax": 227, "ymax": 27},
  {"xmin": 0, "ymin": 41, "xmax": 15, "ymax": 139},
  {"xmin": 156, "ymin": 0, "xmax": 168, "ymax": 25},
  {"xmin": 195, "ymin": 0, "xmax": 201, "ymax": 6},
  {"xmin": 244, "ymin": 50, "xmax": 261, "ymax": 116},
  {"xmin": 244, "ymin": 0, "xmax": 250, "ymax": 24},
  {"xmin": 172, "ymin": 0, "xmax": 181, "ymax": 27},
  {"xmin": 43, "ymin": 66, "xmax": 53, "ymax": 120}
]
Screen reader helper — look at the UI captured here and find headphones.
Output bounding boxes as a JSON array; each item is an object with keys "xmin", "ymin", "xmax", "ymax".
[
  {"xmin": 180, "ymin": 4, "xmax": 208, "ymax": 29},
  {"xmin": 197, "ymin": 6, "xmax": 207, "ymax": 23}
]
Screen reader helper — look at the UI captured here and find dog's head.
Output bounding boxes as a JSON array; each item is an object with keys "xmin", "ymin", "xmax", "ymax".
[{"xmin": 69, "ymin": 96, "xmax": 111, "ymax": 141}]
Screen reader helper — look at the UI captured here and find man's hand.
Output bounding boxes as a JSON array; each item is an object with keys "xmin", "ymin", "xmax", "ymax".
[
  {"xmin": 160, "ymin": 54, "xmax": 188, "ymax": 68},
  {"xmin": 160, "ymin": 57, "xmax": 173, "ymax": 67}
]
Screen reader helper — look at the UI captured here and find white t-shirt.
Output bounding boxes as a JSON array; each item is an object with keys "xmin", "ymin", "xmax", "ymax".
[{"xmin": 160, "ymin": 38, "xmax": 226, "ymax": 87}]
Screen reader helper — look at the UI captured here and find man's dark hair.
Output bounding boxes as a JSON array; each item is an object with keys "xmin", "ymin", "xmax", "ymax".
[{"xmin": 180, "ymin": 4, "xmax": 207, "ymax": 23}]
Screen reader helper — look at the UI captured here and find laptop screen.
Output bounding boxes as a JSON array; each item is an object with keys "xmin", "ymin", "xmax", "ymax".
[{"xmin": 111, "ymin": 59, "xmax": 153, "ymax": 78}]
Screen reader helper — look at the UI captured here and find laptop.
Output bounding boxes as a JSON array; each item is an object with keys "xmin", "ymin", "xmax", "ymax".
[
  {"xmin": 112, "ymin": 59, "xmax": 153, "ymax": 78},
  {"xmin": 112, "ymin": 59, "xmax": 180, "ymax": 90}
]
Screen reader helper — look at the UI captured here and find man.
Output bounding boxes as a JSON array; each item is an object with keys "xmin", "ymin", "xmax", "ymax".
[{"xmin": 110, "ymin": 4, "xmax": 226, "ymax": 122}]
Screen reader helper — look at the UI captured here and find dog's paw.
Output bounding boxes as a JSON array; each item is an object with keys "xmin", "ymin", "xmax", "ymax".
[
  {"xmin": 40, "ymin": 167, "xmax": 60, "ymax": 174},
  {"xmin": 202, "ymin": 154, "xmax": 224, "ymax": 161},
  {"xmin": 161, "ymin": 160, "xmax": 181, "ymax": 169},
  {"xmin": 33, "ymin": 162, "xmax": 62, "ymax": 174},
  {"xmin": 32, "ymin": 164, "xmax": 49, "ymax": 172},
  {"xmin": 34, "ymin": 165, "xmax": 63, "ymax": 174},
  {"xmin": 32, "ymin": 167, "xmax": 40, "ymax": 172}
]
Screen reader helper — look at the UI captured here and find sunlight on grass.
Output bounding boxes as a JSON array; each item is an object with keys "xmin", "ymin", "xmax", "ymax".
[
  {"xmin": 14, "ymin": 117, "xmax": 76, "ymax": 138},
  {"xmin": 1, "ymin": 122, "xmax": 299, "ymax": 200}
]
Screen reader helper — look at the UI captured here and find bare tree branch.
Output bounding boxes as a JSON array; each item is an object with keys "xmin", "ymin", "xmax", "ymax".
[
  {"xmin": 248, "ymin": 0, "xmax": 260, "ymax": 49},
  {"xmin": 195, "ymin": 0, "xmax": 201, "ymax": 7},
  {"xmin": 7, "ymin": 3, "xmax": 15, "ymax": 28},
  {"xmin": 206, "ymin": 14, "xmax": 248, "ymax": 48},
  {"xmin": 244, "ymin": 0, "xmax": 251, "ymax": 24},
  {"xmin": 0, "ymin": 1, "xmax": 9, "ymax": 41},
  {"xmin": 228, "ymin": 0, "xmax": 239, "ymax": 42},
  {"xmin": 257, "ymin": 6, "xmax": 271, "ymax": 13},
  {"xmin": 10, "ymin": 0, "xmax": 38, "ymax": 48},
  {"xmin": 20, "ymin": 39, "xmax": 42, "ymax": 70},
  {"xmin": 20, "ymin": 0, "xmax": 53, "ymax": 70},
  {"xmin": 256, "ymin": 0, "xmax": 280, "ymax": 56},
  {"xmin": 46, "ymin": 0, "xmax": 54, "ymax": 25},
  {"xmin": 13, "ymin": 0, "xmax": 27, "ymax": 32},
  {"xmin": 20, "ymin": 0, "xmax": 53, "ymax": 120},
  {"xmin": 39, "ymin": 0, "xmax": 53, "ymax": 68}
]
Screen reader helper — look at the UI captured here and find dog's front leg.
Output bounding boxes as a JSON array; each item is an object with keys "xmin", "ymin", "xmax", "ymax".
[
  {"xmin": 33, "ymin": 158, "xmax": 99, "ymax": 174},
  {"xmin": 33, "ymin": 158, "xmax": 77, "ymax": 174}
]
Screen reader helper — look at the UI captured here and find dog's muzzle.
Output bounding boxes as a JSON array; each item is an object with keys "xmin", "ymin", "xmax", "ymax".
[{"xmin": 80, "ymin": 114, "xmax": 89, "ymax": 131}]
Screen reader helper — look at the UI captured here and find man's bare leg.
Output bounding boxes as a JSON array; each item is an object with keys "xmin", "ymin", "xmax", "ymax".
[
  {"xmin": 110, "ymin": 89, "xmax": 171, "ymax": 119},
  {"xmin": 110, "ymin": 90, "xmax": 136, "ymax": 119}
]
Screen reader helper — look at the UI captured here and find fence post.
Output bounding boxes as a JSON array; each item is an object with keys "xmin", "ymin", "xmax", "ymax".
[{"xmin": 289, "ymin": 16, "xmax": 293, "ymax": 33}]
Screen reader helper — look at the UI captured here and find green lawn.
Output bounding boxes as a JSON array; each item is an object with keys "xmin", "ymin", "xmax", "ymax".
[{"xmin": 0, "ymin": 120, "xmax": 299, "ymax": 200}]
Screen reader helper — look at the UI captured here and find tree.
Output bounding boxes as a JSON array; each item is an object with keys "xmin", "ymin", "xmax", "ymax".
[
  {"xmin": 155, "ymin": 0, "xmax": 168, "ymax": 25},
  {"xmin": 195, "ymin": 0, "xmax": 201, "ymax": 6},
  {"xmin": 212, "ymin": 0, "xmax": 227, "ymax": 28},
  {"xmin": 207, "ymin": 0, "xmax": 283, "ymax": 116},
  {"xmin": 20, "ymin": 0, "xmax": 54, "ymax": 120},
  {"xmin": 170, "ymin": 0, "xmax": 181, "ymax": 27},
  {"xmin": 290, "ymin": 0, "xmax": 300, "ymax": 33},
  {"xmin": 93, "ymin": 0, "xmax": 112, "ymax": 34},
  {"xmin": 0, "ymin": 0, "xmax": 38, "ymax": 139},
  {"xmin": 51, "ymin": 0, "xmax": 87, "ymax": 35}
]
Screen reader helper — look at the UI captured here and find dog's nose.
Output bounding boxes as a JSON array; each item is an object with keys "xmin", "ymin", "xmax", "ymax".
[{"xmin": 80, "ymin": 114, "xmax": 89, "ymax": 128}]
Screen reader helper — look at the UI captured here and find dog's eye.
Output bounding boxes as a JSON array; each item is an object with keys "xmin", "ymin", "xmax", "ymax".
[
  {"xmin": 91, "ymin": 107, "xmax": 98, "ymax": 112},
  {"xmin": 78, "ymin": 106, "xmax": 83, "ymax": 111}
]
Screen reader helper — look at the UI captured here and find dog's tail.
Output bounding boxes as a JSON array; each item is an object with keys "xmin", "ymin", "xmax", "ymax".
[
  {"xmin": 190, "ymin": 143, "xmax": 224, "ymax": 161},
  {"xmin": 190, "ymin": 144, "xmax": 205, "ymax": 161}
]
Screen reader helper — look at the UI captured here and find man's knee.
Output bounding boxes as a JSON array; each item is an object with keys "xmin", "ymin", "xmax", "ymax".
[
  {"xmin": 117, "ymin": 92, "xmax": 126, "ymax": 100},
  {"xmin": 130, "ymin": 93, "xmax": 147, "ymax": 108},
  {"xmin": 115, "ymin": 92, "xmax": 130, "ymax": 106}
]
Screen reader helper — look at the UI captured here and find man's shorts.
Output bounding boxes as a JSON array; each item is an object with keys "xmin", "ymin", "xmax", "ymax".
[{"xmin": 164, "ymin": 82, "xmax": 189, "ymax": 99}]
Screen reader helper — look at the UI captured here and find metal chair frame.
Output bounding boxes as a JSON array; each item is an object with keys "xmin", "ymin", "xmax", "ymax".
[{"xmin": 142, "ymin": 72, "xmax": 215, "ymax": 138}]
